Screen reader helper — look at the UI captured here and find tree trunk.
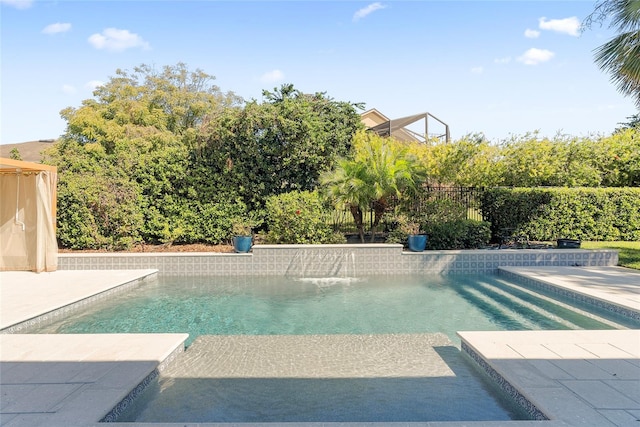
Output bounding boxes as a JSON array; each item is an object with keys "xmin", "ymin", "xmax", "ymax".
[
  {"xmin": 350, "ymin": 204, "xmax": 365, "ymax": 243},
  {"xmin": 370, "ymin": 199, "xmax": 387, "ymax": 242}
]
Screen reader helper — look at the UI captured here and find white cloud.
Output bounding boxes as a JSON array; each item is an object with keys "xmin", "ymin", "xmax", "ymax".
[
  {"xmin": 0, "ymin": 0, "xmax": 32, "ymax": 9},
  {"xmin": 42, "ymin": 22, "xmax": 71, "ymax": 35},
  {"xmin": 517, "ymin": 48, "xmax": 555, "ymax": 65},
  {"xmin": 470, "ymin": 66, "xmax": 483, "ymax": 74},
  {"xmin": 538, "ymin": 16, "xmax": 580, "ymax": 36},
  {"xmin": 260, "ymin": 69, "xmax": 284, "ymax": 83},
  {"xmin": 494, "ymin": 57, "xmax": 511, "ymax": 64},
  {"xmin": 85, "ymin": 80, "xmax": 104, "ymax": 90},
  {"xmin": 524, "ymin": 29, "xmax": 540, "ymax": 39},
  {"xmin": 353, "ymin": 2, "xmax": 386, "ymax": 22},
  {"xmin": 88, "ymin": 28, "xmax": 150, "ymax": 52},
  {"xmin": 62, "ymin": 84, "xmax": 76, "ymax": 94}
]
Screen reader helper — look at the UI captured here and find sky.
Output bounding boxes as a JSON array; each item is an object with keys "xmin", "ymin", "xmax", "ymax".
[{"xmin": 1, "ymin": 0, "xmax": 638, "ymax": 145}]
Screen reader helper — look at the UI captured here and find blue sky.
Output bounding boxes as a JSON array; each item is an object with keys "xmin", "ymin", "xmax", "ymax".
[{"xmin": 1, "ymin": 0, "xmax": 637, "ymax": 144}]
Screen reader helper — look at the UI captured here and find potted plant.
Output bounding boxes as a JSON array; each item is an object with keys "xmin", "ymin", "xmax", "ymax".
[
  {"xmin": 404, "ymin": 220, "xmax": 428, "ymax": 252},
  {"xmin": 387, "ymin": 214, "xmax": 428, "ymax": 252},
  {"xmin": 232, "ymin": 220, "xmax": 254, "ymax": 253}
]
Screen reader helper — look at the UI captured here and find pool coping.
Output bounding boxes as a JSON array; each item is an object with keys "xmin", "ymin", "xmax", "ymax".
[
  {"xmin": 498, "ymin": 266, "xmax": 640, "ymax": 321},
  {"xmin": 459, "ymin": 329, "xmax": 640, "ymax": 427},
  {"xmin": 58, "ymin": 246, "xmax": 619, "ymax": 276},
  {"xmin": 0, "ymin": 333, "xmax": 188, "ymax": 426},
  {"xmin": 0, "ymin": 269, "xmax": 159, "ymax": 333}
]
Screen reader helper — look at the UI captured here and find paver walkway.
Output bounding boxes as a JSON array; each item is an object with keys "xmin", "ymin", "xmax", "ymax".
[
  {"xmin": 0, "ymin": 333, "xmax": 187, "ymax": 426},
  {"xmin": 459, "ymin": 330, "xmax": 640, "ymax": 427}
]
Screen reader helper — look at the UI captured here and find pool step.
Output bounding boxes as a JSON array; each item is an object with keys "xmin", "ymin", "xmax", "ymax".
[
  {"xmin": 457, "ymin": 278, "xmax": 621, "ymax": 331},
  {"xmin": 475, "ymin": 280, "xmax": 585, "ymax": 330},
  {"xmin": 489, "ymin": 278, "xmax": 627, "ymax": 329}
]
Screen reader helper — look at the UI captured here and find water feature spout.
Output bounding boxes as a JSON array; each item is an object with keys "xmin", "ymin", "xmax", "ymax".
[{"xmin": 285, "ymin": 248, "xmax": 358, "ymax": 281}]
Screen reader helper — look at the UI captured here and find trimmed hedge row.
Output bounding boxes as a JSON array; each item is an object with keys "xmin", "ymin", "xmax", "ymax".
[
  {"xmin": 423, "ymin": 220, "xmax": 492, "ymax": 250},
  {"xmin": 481, "ymin": 187, "xmax": 640, "ymax": 241}
]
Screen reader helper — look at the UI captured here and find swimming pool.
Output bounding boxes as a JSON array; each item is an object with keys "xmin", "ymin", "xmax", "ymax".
[
  {"xmin": 32, "ymin": 273, "xmax": 634, "ymax": 423},
  {"xmin": 35, "ymin": 273, "xmax": 627, "ymax": 346}
]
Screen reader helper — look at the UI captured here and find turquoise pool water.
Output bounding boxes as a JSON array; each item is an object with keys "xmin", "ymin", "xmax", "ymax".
[
  {"xmin": 33, "ymin": 273, "xmax": 633, "ymax": 423},
  {"xmin": 35, "ymin": 274, "xmax": 626, "ymax": 346}
]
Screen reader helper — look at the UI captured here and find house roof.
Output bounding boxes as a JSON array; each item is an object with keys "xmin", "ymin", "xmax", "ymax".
[
  {"xmin": 365, "ymin": 111, "xmax": 450, "ymax": 143},
  {"xmin": 360, "ymin": 109, "xmax": 390, "ymax": 128}
]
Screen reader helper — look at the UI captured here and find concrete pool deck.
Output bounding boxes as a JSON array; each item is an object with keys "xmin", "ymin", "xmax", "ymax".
[
  {"xmin": 0, "ymin": 269, "xmax": 159, "ymax": 331},
  {"xmin": 0, "ymin": 266, "xmax": 638, "ymax": 426}
]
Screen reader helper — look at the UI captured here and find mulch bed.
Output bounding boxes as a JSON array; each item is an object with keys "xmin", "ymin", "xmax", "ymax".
[{"xmin": 58, "ymin": 243, "xmax": 234, "ymax": 253}]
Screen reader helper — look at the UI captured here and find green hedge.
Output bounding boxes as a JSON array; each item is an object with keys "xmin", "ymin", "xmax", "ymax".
[
  {"xmin": 265, "ymin": 190, "xmax": 346, "ymax": 244},
  {"xmin": 385, "ymin": 218, "xmax": 491, "ymax": 249},
  {"xmin": 423, "ymin": 220, "xmax": 491, "ymax": 250},
  {"xmin": 481, "ymin": 187, "xmax": 640, "ymax": 241},
  {"xmin": 56, "ymin": 174, "xmax": 144, "ymax": 250}
]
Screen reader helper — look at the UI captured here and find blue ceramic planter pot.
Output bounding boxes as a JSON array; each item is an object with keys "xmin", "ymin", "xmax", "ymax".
[
  {"xmin": 233, "ymin": 236, "xmax": 253, "ymax": 253},
  {"xmin": 407, "ymin": 234, "xmax": 427, "ymax": 252}
]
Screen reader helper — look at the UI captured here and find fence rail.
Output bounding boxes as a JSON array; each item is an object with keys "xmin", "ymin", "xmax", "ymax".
[
  {"xmin": 402, "ymin": 186, "xmax": 485, "ymax": 221},
  {"xmin": 330, "ymin": 186, "xmax": 485, "ymax": 234}
]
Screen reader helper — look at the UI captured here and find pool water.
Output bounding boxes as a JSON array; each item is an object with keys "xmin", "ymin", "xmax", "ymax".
[
  {"xmin": 33, "ymin": 273, "xmax": 632, "ymax": 423},
  {"xmin": 123, "ymin": 333, "xmax": 530, "ymax": 423},
  {"xmin": 36, "ymin": 274, "xmax": 624, "ymax": 346}
]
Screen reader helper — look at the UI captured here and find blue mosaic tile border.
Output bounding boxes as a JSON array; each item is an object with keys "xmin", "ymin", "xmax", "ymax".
[
  {"xmin": 0, "ymin": 271, "xmax": 158, "ymax": 334},
  {"xmin": 100, "ymin": 368, "xmax": 159, "ymax": 422},
  {"xmin": 101, "ymin": 343, "xmax": 185, "ymax": 422},
  {"xmin": 58, "ymin": 247, "xmax": 618, "ymax": 276},
  {"xmin": 461, "ymin": 341, "xmax": 548, "ymax": 421},
  {"xmin": 498, "ymin": 269, "xmax": 640, "ymax": 322}
]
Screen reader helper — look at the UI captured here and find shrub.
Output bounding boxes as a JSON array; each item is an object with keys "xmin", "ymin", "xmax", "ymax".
[
  {"xmin": 423, "ymin": 220, "xmax": 491, "ymax": 250},
  {"xmin": 179, "ymin": 200, "xmax": 252, "ymax": 244},
  {"xmin": 385, "ymin": 214, "xmax": 490, "ymax": 250},
  {"xmin": 481, "ymin": 187, "xmax": 640, "ymax": 241},
  {"xmin": 384, "ymin": 214, "xmax": 422, "ymax": 244},
  {"xmin": 138, "ymin": 194, "xmax": 253, "ymax": 245},
  {"xmin": 56, "ymin": 173, "xmax": 143, "ymax": 250},
  {"xmin": 265, "ymin": 190, "xmax": 345, "ymax": 244},
  {"xmin": 413, "ymin": 197, "xmax": 468, "ymax": 225}
]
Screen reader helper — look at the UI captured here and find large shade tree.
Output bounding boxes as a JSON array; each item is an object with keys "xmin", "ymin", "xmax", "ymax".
[
  {"xmin": 46, "ymin": 63, "xmax": 244, "ymax": 248},
  {"xmin": 46, "ymin": 68, "xmax": 364, "ymax": 249},
  {"xmin": 198, "ymin": 84, "xmax": 364, "ymax": 209}
]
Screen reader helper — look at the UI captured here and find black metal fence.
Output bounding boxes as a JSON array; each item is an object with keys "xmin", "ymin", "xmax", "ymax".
[
  {"xmin": 397, "ymin": 186, "xmax": 485, "ymax": 221},
  {"xmin": 331, "ymin": 186, "xmax": 485, "ymax": 234}
]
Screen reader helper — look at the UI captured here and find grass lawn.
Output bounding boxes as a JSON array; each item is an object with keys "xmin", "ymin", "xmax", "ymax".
[{"xmin": 582, "ymin": 241, "xmax": 640, "ymax": 270}]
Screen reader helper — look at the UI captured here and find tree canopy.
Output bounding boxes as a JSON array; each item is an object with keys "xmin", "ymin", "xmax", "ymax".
[
  {"xmin": 418, "ymin": 131, "xmax": 640, "ymax": 188},
  {"xmin": 197, "ymin": 84, "xmax": 364, "ymax": 208},
  {"xmin": 40, "ymin": 62, "xmax": 640, "ymax": 250},
  {"xmin": 45, "ymin": 63, "xmax": 364, "ymax": 249}
]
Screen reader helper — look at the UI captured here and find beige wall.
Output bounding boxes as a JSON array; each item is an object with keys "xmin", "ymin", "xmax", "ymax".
[{"xmin": 360, "ymin": 109, "xmax": 388, "ymax": 128}]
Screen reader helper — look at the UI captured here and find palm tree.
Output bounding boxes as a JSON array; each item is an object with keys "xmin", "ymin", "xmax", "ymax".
[
  {"xmin": 585, "ymin": 0, "xmax": 640, "ymax": 106},
  {"xmin": 321, "ymin": 131, "xmax": 426, "ymax": 242},
  {"xmin": 321, "ymin": 158, "xmax": 372, "ymax": 243}
]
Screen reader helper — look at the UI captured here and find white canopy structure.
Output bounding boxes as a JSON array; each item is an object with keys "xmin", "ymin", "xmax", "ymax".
[
  {"xmin": 368, "ymin": 112, "xmax": 451, "ymax": 144},
  {"xmin": 0, "ymin": 158, "xmax": 58, "ymax": 272}
]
